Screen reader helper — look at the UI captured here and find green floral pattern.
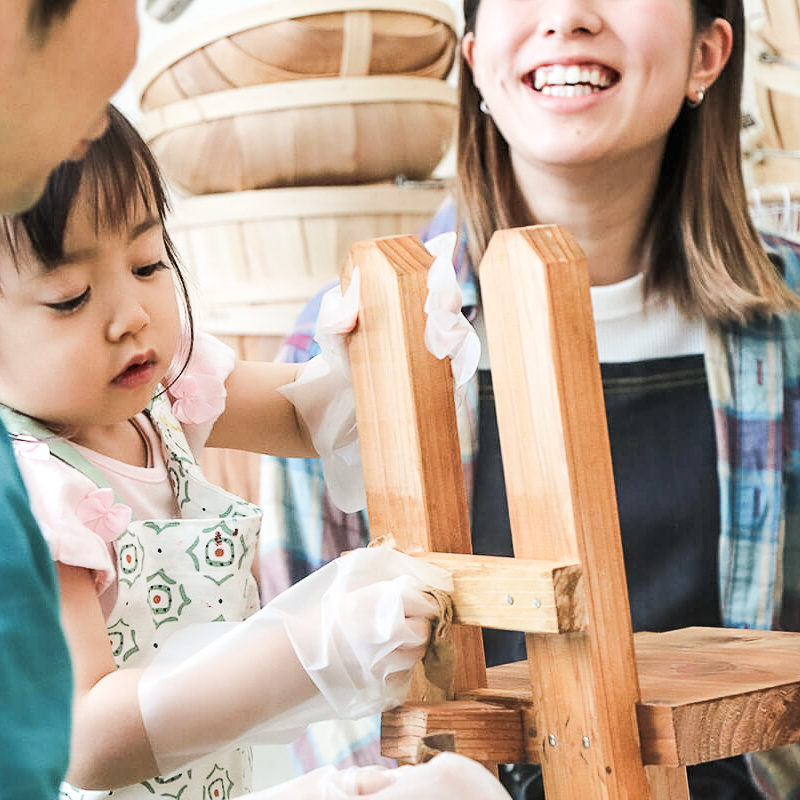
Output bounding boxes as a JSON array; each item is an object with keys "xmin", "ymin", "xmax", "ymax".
[{"xmin": 61, "ymin": 394, "xmax": 261, "ymax": 799}]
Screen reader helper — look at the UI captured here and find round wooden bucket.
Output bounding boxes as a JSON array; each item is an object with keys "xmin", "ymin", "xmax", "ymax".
[
  {"xmin": 136, "ymin": 0, "xmax": 457, "ymax": 111},
  {"xmin": 760, "ymin": 0, "xmax": 800, "ymax": 60},
  {"xmin": 168, "ymin": 181, "xmax": 448, "ymax": 337},
  {"xmin": 749, "ymin": 35, "xmax": 800, "ymax": 151},
  {"xmin": 139, "ymin": 76, "xmax": 457, "ymax": 195}
]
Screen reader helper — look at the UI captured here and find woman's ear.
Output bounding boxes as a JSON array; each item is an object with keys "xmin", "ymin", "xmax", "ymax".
[
  {"xmin": 462, "ymin": 31, "xmax": 476, "ymax": 71},
  {"xmin": 687, "ymin": 18, "xmax": 734, "ymax": 103}
]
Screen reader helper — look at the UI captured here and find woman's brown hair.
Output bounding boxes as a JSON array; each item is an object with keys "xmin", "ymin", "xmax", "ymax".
[{"xmin": 456, "ymin": 0, "xmax": 799, "ymax": 324}]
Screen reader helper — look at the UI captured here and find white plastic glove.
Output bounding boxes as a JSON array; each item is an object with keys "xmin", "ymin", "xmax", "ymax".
[
  {"xmin": 138, "ymin": 548, "xmax": 453, "ymax": 775},
  {"xmin": 242, "ymin": 754, "xmax": 512, "ymax": 800},
  {"xmin": 243, "ymin": 764, "xmax": 395, "ymax": 799},
  {"xmin": 278, "ymin": 234, "xmax": 480, "ymax": 513},
  {"xmin": 422, "ymin": 232, "xmax": 481, "ymax": 389},
  {"xmin": 277, "ymin": 270, "xmax": 363, "ymax": 512}
]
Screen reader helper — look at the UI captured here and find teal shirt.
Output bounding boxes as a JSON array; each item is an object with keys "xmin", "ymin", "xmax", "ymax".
[{"xmin": 0, "ymin": 420, "xmax": 72, "ymax": 798}]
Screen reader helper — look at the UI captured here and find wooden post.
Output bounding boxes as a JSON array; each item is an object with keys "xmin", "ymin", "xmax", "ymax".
[
  {"xmin": 479, "ymin": 226, "xmax": 651, "ymax": 799},
  {"xmin": 341, "ymin": 234, "xmax": 486, "ymax": 693}
]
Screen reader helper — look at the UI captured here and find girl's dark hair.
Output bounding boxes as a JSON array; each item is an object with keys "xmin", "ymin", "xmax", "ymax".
[
  {"xmin": 27, "ymin": 0, "xmax": 78, "ymax": 39},
  {"xmin": 11, "ymin": 104, "xmax": 194, "ymax": 382},
  {"xmin": 457, "ymin": 0, "xmax": 799, "ymax": 324}
]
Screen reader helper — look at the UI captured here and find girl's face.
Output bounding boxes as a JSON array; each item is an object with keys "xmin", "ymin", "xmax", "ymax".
[
  {"xmin": 0, "ymin": 187, "xmax": 181, "ymax": 437},
  {"xmin": 463, "ymin": 0, "xmax": 714, "ymax": 173}
]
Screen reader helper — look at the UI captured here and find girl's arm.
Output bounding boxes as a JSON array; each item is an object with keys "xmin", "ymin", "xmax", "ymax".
[
  {"xmin": 205, "ymin": 360, "xmax": 316, "ymax": 457},
  {"xmin": 57, "ymin": 562, "xmax": 160, "ymax": 788}
]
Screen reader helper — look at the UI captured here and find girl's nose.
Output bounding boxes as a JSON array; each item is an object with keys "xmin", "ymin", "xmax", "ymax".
[
  {"xmin": 107, "ymin": 294, "xmax": 150, "ymax": 342},
  {"xmin": 537, "ymin": 1, "xmax": 602, "ymax": 38}
]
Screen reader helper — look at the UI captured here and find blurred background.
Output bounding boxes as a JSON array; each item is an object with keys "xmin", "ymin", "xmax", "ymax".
[{"xmin": 112, "ymin": 0, "xmax": 799, "ymax": 789}]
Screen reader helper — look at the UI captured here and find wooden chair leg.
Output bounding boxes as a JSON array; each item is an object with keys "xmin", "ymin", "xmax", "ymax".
[{"xmin": 645, "ymin": 766, "xmax": 689, "ymax": 800}]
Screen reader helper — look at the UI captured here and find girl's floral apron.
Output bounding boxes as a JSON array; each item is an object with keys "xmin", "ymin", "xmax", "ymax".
[{"xmin": 3, "ymin": 394, "xmax": 261, "ymax": 800}]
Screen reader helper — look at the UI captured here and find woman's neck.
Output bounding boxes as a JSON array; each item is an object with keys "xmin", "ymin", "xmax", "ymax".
[{"xmin": 510, "ymin": 149, "xmax": 663, "ymax": 287}]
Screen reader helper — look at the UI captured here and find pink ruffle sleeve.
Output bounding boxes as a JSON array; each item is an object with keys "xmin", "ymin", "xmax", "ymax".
[
  {"xmin": 14, "ymin": 440, "xmax": 120, "ymax": 596},
  {"xmin": 168, "ymin": 331, "xmax": 236, "ymax": 457}
]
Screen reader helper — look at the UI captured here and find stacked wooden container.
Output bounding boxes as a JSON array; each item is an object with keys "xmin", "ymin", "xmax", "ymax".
[
  {"xmin": 744, "ymin": 0, "xmax": 800, "ymax": 239},
  {"xmin": 132, "ymin": 0, "xmax": 459, "ymax": 500}
]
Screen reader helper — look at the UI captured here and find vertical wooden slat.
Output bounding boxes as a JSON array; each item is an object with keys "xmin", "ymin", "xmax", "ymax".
[
  {"xmin": 342, "ymin": 234, "xmax": 486, "ymax": 692},
  {"xmin": 646, "ymin": 766, "xmax": 690, "ymax": 800},
  {"xmin": 479, "ymin": 226, "xmax": 650, "ymax": 799}
]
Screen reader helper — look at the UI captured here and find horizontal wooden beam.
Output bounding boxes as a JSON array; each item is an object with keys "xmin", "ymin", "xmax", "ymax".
[
  {"xmin": 381, "ymin": 701, "xmax": 528, "ymax": 765},
  {"xmin": 384, "ymin": 628, "xmax": 800, "ymax": 768},
  {"xmin": 413, "ymin": 552, "xmax": 586, "ymax": 633}
]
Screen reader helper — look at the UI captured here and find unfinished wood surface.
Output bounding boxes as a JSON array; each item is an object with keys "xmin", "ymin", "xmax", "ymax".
[
  {"xmin": 135, "ymin": 0, "xmax": 457, "ymax": 108},
  {"xmin": 762, "ymin": 0, "xmax": 800, "ymax": 59},
  {"xmin": 636, "ymin": 627, "xmax": 800, "ymax": 766},
  {"xmin": 169, "ymin": 184, "xmax": 446, "ymax": 337},
  {"xmin": 479, "ymin": 226, "xmax": 649, "ymax": 799},
  {"xmin": 645, "ymin": 766, "xmax": 689, "ymax": 800},
  {"xmin": 459, "ymin": 627, "xmax": 800, "ymax": 767},
  {"xmin": 381, "ymin": 701, "xmax": 526, "ymax": 765},
  {"xmin": 139, "ymin": 77, "xmax": 456, "ymax": 194},
  {"xmin": 342, "ymin": 234, "xmax": 485, "ymax": 692},
  {"xmin": 413, "ymin": 552, "xmax": 585, "ymax": 633}
]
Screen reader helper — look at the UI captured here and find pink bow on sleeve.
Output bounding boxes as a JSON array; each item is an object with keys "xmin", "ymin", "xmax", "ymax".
[
  {"xmin": 169, "ymin": 372, "xmax": 227, "ymax": 425},
  {"xmin": 76, "ymin": 488, "xmax": 133, "ymax": 543}
]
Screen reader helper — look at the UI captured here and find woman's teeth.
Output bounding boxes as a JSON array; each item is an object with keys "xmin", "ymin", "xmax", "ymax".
[{"xmin": 532, "ymin": 64, "xmax": 615, "ymax": 96}]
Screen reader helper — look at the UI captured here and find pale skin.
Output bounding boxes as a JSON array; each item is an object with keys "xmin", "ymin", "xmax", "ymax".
[
  {"xmin": 0, "ymin": 0, "xmax": 138, "ymax": 213},
  {"xmin": 0, "ymin": 185, "xmax": 322, "ymax": 788},
  {"xmin": 462, "ymin": 0, "xmax": 734, "ymax": 287}
]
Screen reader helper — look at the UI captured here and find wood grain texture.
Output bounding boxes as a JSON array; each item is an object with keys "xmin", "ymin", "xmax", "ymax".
[
  {"xmin": 168, "ymin": 184, "xmax": 446, "ymax": 338},
  {"xmin": 464, "ymin": 627, "xmax": 800, "ymax": 767},
  {"xmin": 342, "ymin": 234, "xmax": 486, "ymax": 692},
  {"xmin": 139, "ymin": 78, "xmax": 456, "ymax": 194},
  {"xmin": 762, "ymin": 0, "xmax": 800, "ymax": 59},
  {"xmin": 414, "ymin": 552, "xmax": 585, "ymax": 633},
  {"xmin": 381, "ymin": 701, "xmax": 526, "ymax": 765},
  {"xmin": 479, "ymin": 226, "xmax": 648, "ymax": 799},
  {"xmin": 135, "ymin": 0, "xmax": 457, "ymax": 109},
  {"xmin": 645, "ymin": 766, "xmax": 689, "ymax": 800}
]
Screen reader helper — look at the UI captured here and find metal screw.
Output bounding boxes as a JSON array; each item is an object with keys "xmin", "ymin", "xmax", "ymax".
[
  {"xmin": 505, "ymin": 594, "xmax": 515, "ymax": 605},
  {"xmin": 528, "ymin": 727, "xmax": 538, "ymax": 738},
  {"xmin": 533, "ymin": 598, "xmax": 542, "ymax": 608},
  {"xmin": 582, "ymin": 737, "xmax": 591, "ymax": 749},
  {"xmin": 548, "ymin": 734, "xmax": 558, "ymax": 747}
]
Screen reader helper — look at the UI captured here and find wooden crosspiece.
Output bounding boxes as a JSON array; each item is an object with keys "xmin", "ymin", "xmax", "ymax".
[{"xmin": 341, "ymin": 225, "xmax": 800, "ymax": 800}]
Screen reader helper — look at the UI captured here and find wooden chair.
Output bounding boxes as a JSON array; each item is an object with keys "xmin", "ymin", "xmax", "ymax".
[{"xmin": 340, "ymin": 225, "xmax": 800, "ymax": 799}]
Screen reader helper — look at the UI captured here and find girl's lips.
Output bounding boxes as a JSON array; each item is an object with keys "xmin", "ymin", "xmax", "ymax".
[{"xmin": 113, "ymin": 354, "xmax": 157, "ymax": 389}]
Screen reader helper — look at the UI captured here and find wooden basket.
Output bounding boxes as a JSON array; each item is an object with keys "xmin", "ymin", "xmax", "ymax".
[
  {"xmin": 136, "ymin": 0, "xmax": 457, "ymax": 111},
  {"xmin": 749, "ymin": 34, "xmax": 800, "ymax": 151},
  {"xmin": 761, "ymin": 0, "xmax": 800, "ymax": 60},
  {"xmin": 139, "ymin": 76, "xmax": 457, "ymax": 195},
  {"xmin": 168, "ymin": 181, "xmax": 448, "ymax": 337}
]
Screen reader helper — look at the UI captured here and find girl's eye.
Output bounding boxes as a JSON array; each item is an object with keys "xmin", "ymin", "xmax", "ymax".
[
  {"xmin": 45, "ymin": 288, "xmax": 90, "ymax": 314},
  {"xmin": 135, "ymin": 260, "xmax": 169, "ymax": 278}
]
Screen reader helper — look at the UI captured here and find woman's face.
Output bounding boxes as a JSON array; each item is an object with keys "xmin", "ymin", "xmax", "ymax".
[{"xmin": 463, "ymin": 0, "xmax": 705, "ymax": 173}]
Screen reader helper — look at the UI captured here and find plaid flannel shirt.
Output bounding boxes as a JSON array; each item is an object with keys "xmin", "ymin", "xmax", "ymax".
[{"xmin": 258, "ymin": 199, "xmax": 800, "ymax": 795}]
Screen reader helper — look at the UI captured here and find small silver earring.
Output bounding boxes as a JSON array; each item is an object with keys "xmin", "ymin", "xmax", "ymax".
[
  {"xmin": 687, "ymin": 86, "xmax": 705, "ymax": 109},
  {"xmin": 479, "ymin": 98, "xmax": 490, "ymax": 114}
]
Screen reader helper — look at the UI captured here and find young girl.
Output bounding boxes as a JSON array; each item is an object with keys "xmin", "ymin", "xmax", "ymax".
[
  {"xmin": 263, "ymin": 1, "xmax": 800, "ymax": 798},
  {"xmin": 0, "ymin": 105, "xmax": 461, "ymax": 800}
]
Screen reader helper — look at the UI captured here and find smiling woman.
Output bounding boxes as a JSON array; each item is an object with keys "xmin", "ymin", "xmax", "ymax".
[{"xmin": 262, "ymin": 2, "xmax": 800, "ymax": 799}]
